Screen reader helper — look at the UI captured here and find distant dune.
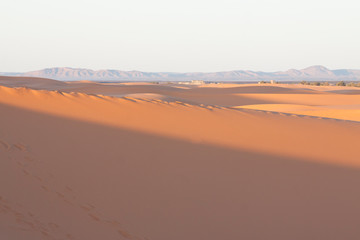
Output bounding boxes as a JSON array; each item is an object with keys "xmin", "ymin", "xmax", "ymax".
[
  {"xmin": 2, "ymin": 65, "xmax": 360, "ymax": 81},
  {"xmin": 1, "ymin": 76, "xmax": 360, "ymax": 239}
]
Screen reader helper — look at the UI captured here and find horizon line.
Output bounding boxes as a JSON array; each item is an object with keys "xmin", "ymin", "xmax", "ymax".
[{"xmin": 2, "ymin": 65, "xmax": 360, "ymax": 74}]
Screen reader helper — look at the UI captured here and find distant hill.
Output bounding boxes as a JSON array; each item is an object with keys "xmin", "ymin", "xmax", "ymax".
[{"xmin": 2, "ymin": 66, "xmax": 360, "ymax": 81}]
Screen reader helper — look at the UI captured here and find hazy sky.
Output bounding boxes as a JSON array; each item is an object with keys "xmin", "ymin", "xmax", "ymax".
[{"xmin": 1, "ymin": 0, "xmax": 360, "ymax": 72}]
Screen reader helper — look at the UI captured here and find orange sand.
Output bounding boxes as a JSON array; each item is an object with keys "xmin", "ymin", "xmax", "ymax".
[{"xmin": 1, "ymin": 77, "xmax": 360, "ymax": 239}]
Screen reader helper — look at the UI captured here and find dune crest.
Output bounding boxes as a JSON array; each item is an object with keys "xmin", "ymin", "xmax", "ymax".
[{"xmin": 1, "ymin": 84, "xmax": 360, "ymax": 166}]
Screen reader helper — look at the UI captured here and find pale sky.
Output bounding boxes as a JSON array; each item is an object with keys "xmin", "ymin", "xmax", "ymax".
[{"xmin": 1, "ymin": 0, "xmax": 360, "ymax": 72}]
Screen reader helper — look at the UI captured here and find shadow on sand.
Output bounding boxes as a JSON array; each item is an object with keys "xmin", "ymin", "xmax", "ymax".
[{"xmin": 1, "ymin": 102, "xmax": 360, "ymax": 240}]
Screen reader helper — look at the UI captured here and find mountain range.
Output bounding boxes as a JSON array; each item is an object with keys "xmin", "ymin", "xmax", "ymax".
[{"xmin": 2, "ymin": 65, "xmax": 360, "ymax": 82}]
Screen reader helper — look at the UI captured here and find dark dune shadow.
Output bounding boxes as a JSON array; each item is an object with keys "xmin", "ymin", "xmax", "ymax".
[
  {"xmin": 170, "ymin": 92, "xmax": 282, "ymax": 106},
  {"xmin": 64, "ymin": 84, "xmax": 184, "ymax": 96},
  {"xmin": 0, "ymin": 77, "xmax": 325, "ymax": 108},
  {"xmin": 185, "ymin": 85, "xmax": 319, "ymax": 94},
  {"xmin": 326, "ymin": 89, "xmax": 360, "ymax": 95},
  {"xmin": 0, "ymin": 78, "xmax": 282, "ymax": 106},
  {"xmin": 0, "ymin": 76, "xmax": 67, "ymax": 89},
  {"xmin": 1, "ymin": 103, "xmax": 360, "ymax": 240},
  {"xmin": 0, "ymin": 76, "xmax": 184, "ymax": 95}
]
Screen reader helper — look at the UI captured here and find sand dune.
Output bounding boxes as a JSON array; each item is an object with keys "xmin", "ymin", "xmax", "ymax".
[{"xmin": 1, "ymin": 77, "xmax": 360, "ymax": 239}]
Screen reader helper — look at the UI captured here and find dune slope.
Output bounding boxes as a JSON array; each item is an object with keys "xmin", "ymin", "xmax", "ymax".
[{"xmin": 1, "ymin": 80, "xmax": 360, "ymax": 240}]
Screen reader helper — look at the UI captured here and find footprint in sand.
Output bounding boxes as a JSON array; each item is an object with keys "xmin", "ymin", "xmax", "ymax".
[
  {"xmin": 11, "ymin": 143, "xmax": 28, "ymax": 152},
  {"xmin": 32, "ymin": 175, "xmax": 43, "ymax": 182},
  {"xmin": 88, "ymin": 213, "xmax": 101, "ymax": 222},
  {"xmin": 17, "ymin": 161, "xmax": 25, "ymax": 167},
  {"xmin": 24, "ymin": 156, "xmax": 35, "ymax": 162},
  {"xmin": 56, "ymin": 192, "xmax": 65, "ymax": 199},
  {"xmin": 80, "ymin": 204, "xmax": 95, "ymax": 211},
  {"xmin": 118, "ymin": 229, "xmax": 134, "ymax": 239},
  {"xmin": 0, "ymin": 140, "xmax": 10, "ymax": 150},
  {"xmin": 48, "ymin": 222, "xmax": 59, "ymax": 230},
  {"xmin": 41, "ymin": 231, "xmax": 49, "ymax": 237}
]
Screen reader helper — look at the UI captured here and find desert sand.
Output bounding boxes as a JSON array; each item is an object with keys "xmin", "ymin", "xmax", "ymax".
[{"xmin": 1, "ymin": 76, "xmax": 360, "ymax": 240}]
